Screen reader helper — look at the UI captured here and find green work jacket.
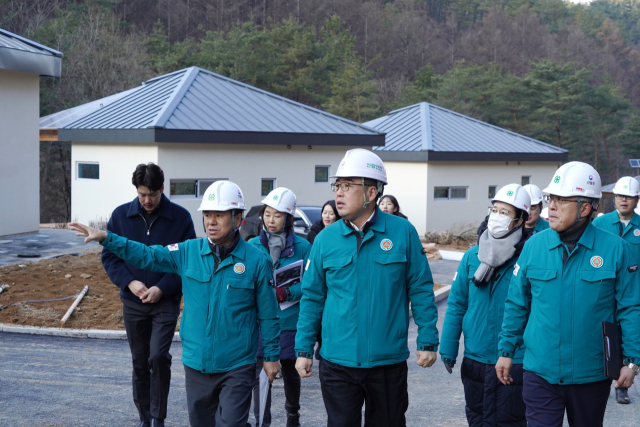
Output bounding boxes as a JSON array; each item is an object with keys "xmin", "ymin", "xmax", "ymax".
[
  {"xmin": 101, "ymin": 232, "xmax": 280, "ymax": 373},
  {"xmin": 498, "ymin": 223, "xmax": 640, "ymax": 385},
  {"xmin": 593, "ymin": 211, "xmax": 640, "ymax": 263},
  {"xmin": 248, "ymin": 233, "xmax": 311, "ymax": 331},
  {"xmin": 440, "ymin": 246, "xmax": 525, "ymax": 365},
  {"xmin": 530, "ymin": 218, "xmax": 550, "ymax": 235},
  {"xmin": 295, "ymin": 209, "xmax": 439, "ymax": 368}
]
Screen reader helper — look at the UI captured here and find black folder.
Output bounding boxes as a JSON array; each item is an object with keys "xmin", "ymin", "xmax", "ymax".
[{"xmin": 602, "ymin": 321, "xmax": 624, "ymax": 380}]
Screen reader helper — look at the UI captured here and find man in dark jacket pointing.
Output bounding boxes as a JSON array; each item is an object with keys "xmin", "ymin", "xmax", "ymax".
[{"xmin": 102, "ymin": 163, "xmax": 196, "ymax": 427}]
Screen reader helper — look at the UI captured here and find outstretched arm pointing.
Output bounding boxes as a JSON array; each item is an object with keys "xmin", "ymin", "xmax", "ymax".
[{"xmin": 69, "ymin": 223, "xmax": 107, "ymax": 244}]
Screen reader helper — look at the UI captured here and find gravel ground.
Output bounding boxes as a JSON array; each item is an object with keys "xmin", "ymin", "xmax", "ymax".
[{"xmin": 0, "ymin": 258, "xmax": 638, "ymax": 426}]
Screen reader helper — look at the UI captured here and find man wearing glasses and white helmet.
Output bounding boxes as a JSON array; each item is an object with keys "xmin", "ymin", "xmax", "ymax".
[
  {"xmin": 593, "ymin": 176, "xmax": 640, "ymax": 404},
  {"xmin": 496, "ymin": 162, "xmax": 640, "ymax": 427},
  {"xmin": 70, "ymin": 181, "xmax": 281, "ymax": 427},
  {"xmin": 294, "ymin": 149, "xmax": 439, "ymax": 427}
]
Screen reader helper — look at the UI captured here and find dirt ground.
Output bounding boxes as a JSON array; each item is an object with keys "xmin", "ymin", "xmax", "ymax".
[
  {"xmin": 0, "ymin": 251, "xmax": 446, "ymax": 330},
  {"xmin": 0, "ymin": 249, "xmax": 130, "ymax": 330}
]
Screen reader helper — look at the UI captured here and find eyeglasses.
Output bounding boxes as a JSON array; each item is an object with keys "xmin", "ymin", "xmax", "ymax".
[
  {"xmin": 543, "ymin": 195, "xmax": 579, "ymax": 206},
  {"xmin": 331, "ymin": 182, "xmax": 357, "ymax": 192},
  {"xmin": 615, "ymin": 194, "xmax": 637, "ymax": 200},
  {"xmin": 488, "ymin": 207, "xmax": 514, "ymax": 218}
]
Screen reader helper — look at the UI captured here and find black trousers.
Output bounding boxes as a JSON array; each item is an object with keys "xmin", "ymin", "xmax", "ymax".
[
  {"xmin": 121, "ymin": 296, "xmax": 180, "ymax": 423},
  {"xmin": 319, "ymin": 358, "xmax": 409, "ymax": 427},
  {"xmin": 522, "ymin": 371, "xmax": 612, "ymax": 427},
  {"xmin": 252, "ymin": 358, "xmax": 301, "ymax": 427},
  {"xmin": 184, "ymin": 363, "xmax": 255, "ymax": 427},
  {"xmin": 460, "ymin": 357, "xmax": 526, "ymax": 427}
]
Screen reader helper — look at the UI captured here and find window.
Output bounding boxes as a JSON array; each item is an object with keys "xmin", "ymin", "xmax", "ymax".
[
  {"xmin": 262, "ymin": 179, "xmax": 275, "ymax": 196},
  {"xmin": 521, "ymin": 176, "xmax": 530, "ymax": 186},
  {"xmin": 170, "ymin": 179, "xmax": 227, "ymax": 198},
  {"xmin": 434, "ymin": 186, "xmax": 468, "ymax": 200},
  {"xmin": 488, "ymin": 186, "xmax": 497, "ymax": 198},
  {"xmin": 315, "ymin": 166, "xmax": 329, "ymax": 183},
  {"xmin": 77, "ymin": 162, "xmax": 99, "ymax": 179},
  {"xmin": 170, "ymin": 180, "xmax": 197, "ymax": 197}
]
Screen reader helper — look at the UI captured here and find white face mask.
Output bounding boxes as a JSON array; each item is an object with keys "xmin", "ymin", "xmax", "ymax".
[{"xmin": 487, "ymin": 213, "xmax": 514, "ymax": 238}]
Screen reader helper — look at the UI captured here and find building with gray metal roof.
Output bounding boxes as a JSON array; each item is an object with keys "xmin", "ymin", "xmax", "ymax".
[
  {"xmin": 0, "ymin": 28, "xmax": 62, "ymax": 77},
  {"xmin": 366, "ymin": 102, "xmax": 567, "ymax": 162},
  {"xmin": 48, "ymin": 66, "xmax": 383, "ymax": 229},
  {"xmin": 1, "ymin": 28, "xmax": 62, "ymax": 237},
  {"xmin": 363, "ymin": 102, "xmax": 568, "ymax": 235},
  {"xmin": 57, "ymin": 66, "xmax": 382, "ymax": 147}
]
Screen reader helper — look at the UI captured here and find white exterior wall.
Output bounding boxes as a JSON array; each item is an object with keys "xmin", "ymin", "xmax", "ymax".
[
  {"xmin": 384, "ymin": 160, "xmax": 560, "ymax": 236},
  {"xmin": 425, "ymin": 161, "xmax": 560, "ymax": 233},
  {"xmin": 158, "ymin": 143, "xmax": 350, "ymax": 235},
  {"xmin": 383, "ymin": 162, "xmax": 428, "ymax": 235},
  {"xmin": 0, "ymin": 70, "xmax": 40, "ymax": 237},
  {"xmin": 71, "ymin": 143, "xmax": 158, "ymax": 224}
]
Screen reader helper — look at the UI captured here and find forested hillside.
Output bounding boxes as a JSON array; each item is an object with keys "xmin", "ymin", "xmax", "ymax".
[{"xmin": 3, "ymin": 0, "xmax": 640, "ymax": 221}]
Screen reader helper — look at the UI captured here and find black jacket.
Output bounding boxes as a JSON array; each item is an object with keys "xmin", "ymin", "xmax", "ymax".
[
  {"xmin": 306, "ymin": 219, "xmax": 325, "ymax": 244},
  {"xmin": 101, "ymin": 193, "xmax": 196, "ymax": 304}
]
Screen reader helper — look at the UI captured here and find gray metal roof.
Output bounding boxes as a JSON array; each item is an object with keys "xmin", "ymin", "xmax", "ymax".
[
  {"xmin": 0, "ymin": 28, "xmax": 62, "ymax": 77},
  {"xmin": 602, "ymin": 176, "xmax": 640, "ymax": 194},
  {"xmin": 364, "ymin": 102, "xmax": 567, "ymax": 162},
  {"xmin": 58, "ymin": 66, "xmax": 383, "ymax": 146},
  {"xmin": 40, "ymin": 88, "xmax": 137, "ymax": 129}
]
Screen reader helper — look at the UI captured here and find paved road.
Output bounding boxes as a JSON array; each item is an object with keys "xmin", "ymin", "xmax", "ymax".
[
  {"xmin": 0, "ymin": 259, "xmax": 638, "ymax": 426},
  {"xmin": 0, "ymin": 229, "xmax": 99, "ymax": 267}
]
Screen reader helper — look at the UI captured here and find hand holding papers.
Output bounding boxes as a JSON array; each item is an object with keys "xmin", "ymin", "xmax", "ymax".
[{"xmin": 274, "ymin": 260, "xmax": 304, "ymax": 310}]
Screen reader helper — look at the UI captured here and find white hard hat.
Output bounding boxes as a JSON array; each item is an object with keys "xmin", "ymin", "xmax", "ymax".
[
  {"xmin": 542, "ymin": 162, "xmax": 602, "ymax": 199},
  {"xmin": 541, "ymin": 207, "xmax": 549, "ymax": 220},
  {"xmin": 261, "ymin": 187, "xmax": 297, "ymax": 214},
  {"xmin": 198, "ymin": 181, "xmax": 246, "ymax": 211},
  {"xmin": 492, "ymin": 184, "xmax": 531, "ymax": 214},
  {"xmin": 331, "ymin": 149, "xmax": 388, "ymax": 185},
  {"xmin": 612, "ymin": 176, "xmax": 640, "ymax": 197},
  {"xmin": 523, "ymin": 184, "xmax": 543, "ymax": 205}
]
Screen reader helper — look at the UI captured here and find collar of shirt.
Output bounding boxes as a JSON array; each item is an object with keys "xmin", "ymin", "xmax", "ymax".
[{"xmin": 348, "ymin": 210, "xmax": 376, "ymax": 232}]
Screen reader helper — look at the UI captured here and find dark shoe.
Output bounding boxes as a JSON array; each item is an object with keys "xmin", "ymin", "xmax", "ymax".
[
  {"xmin": 616, "ymin": 387, "xmax": 631, "ymax": 404},
  {"xmin": 151, "ymin": 420, "xmax": 165, "ymax": 427},
  {"xmin": 286, "ymin": 412, "xmax": 300, "ymax": 427},
  {"xmin": 137, "ymin": 422, "xmax": 151, "ymax": 427}
]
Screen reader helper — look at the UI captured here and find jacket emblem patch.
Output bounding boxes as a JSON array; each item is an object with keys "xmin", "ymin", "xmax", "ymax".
[
  {"xmin": 234, "ymin": 263, "xmax": 246, "ymax": 274},
  {"xmin": 380, "ymin": 239, "xmax": 393, "ymax": 251},
  {"xmin": 167, "ymin": 244, "xmax": 179, "ymax": 251},
  {"xmin": 590, "ymin": 256, "xmax": 604, "ymax": 269},
  {"xmin": 634, "ymin": 229, "xmax": 640, "ymax": 237}
]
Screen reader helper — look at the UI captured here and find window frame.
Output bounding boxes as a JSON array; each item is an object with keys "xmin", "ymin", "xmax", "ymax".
[
  {"xmin": 488, "ymin": 185, "xmax": 497, "ymax": 199},
  {"xmin": 261, "ymin": 178, "xmax": 276, "ymax": 197},
  {"xmin": 76, "ymin": 162, "xmax": 100, "ymax": 180},
  {"xmin": 315, "ymin": 165, "xmax": 330, "ymax": 183},
  {"xmin": 521, "ymin": 176, "xmax": 531, "ymax": 186},
  {"xmin": 434, "ymin": 186, "xmax": 469, "ymax": 201}
]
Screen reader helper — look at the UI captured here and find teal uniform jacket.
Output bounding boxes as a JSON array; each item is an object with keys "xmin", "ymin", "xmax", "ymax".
[
  {"xmin": 530, "ymin": 218, "xmax": 550, "ymax": 234},
  {"xmin": 498, "ymin": 223, "xmax": 640, "ymax": 385},
  {"xmin": 295, "ymin": 209, "xmax": 439, "ymax": 368},
  {"xmin": 593, "ymin": 211, "xmax": 640, "ymax": 262},
  {"xmin": 101, "ymin": 232, "xmax": 281, "ymax": 373},
  {"xmin": 248, "ymin": 233, "xmax": 311, "ymax": 331},
  {"xmin": 440, "ymin": 246, "xmax": 525, "ymax": 365}
]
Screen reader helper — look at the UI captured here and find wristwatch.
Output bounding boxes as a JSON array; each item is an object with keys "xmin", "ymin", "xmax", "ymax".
[{"xmin": 627, "ymin": 363, "xmax": 640, "ymax": 375}]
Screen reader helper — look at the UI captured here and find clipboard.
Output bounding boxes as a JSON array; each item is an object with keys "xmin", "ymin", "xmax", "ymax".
[{"xmin": 601, "ymin": 321, "xmax": 624, "ymax": 380}]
